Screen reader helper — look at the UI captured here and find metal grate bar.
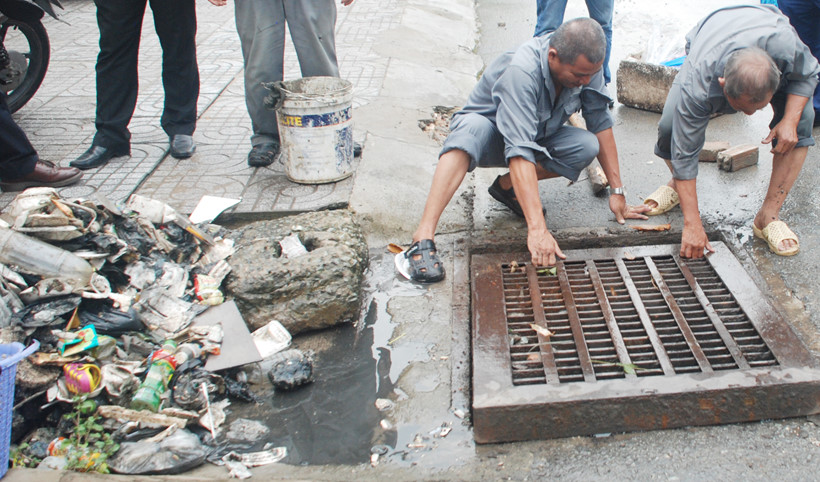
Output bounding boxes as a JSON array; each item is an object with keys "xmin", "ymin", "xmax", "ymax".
[
  {"xmin": 645, "ymin": 257, "xmax": 714, "ymax": 373},
  {"xmin": 675, "ymin": 255, "xmax": 751, "ymax": 369},
  {"xmin": 682, "ymin": 257, "xmax": 778, "ymax": 367},
  {"xmin": 586, "ymin": 260, "xmax": 636, "ymax": 378},
  {"xmin": 526, "ymin": 264, "xmax": 561, "ymax": 384},
  {"xmin": 614, "ymin": 258, "xmax": 676, "ymax": 375},
  {"xmin": 557, "ymin": 263, "xmax": 597, "ymax": 382}
]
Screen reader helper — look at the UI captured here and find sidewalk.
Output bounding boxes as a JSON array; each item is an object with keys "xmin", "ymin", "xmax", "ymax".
[{"xmin": 6, "ymin": 0, "xmax": 410, "ymax": 217}]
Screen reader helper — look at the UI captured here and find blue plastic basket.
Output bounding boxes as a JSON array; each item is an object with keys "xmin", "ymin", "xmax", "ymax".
[{"xmin": 0, "ymin": 341, "xmax": 39, "ymax": 479}]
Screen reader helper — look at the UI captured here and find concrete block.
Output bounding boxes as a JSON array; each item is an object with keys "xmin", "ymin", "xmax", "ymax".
[
  {"xmin": 616, "ymin": 56, "xmax": 679, "ymax": 113},
  {"xmin": 717, "ymin": 145, "xmax": 759, "ymax": 172},
  {"xmin": 699, "ymin": 141, "xmax": 731, "ymax": 162}
]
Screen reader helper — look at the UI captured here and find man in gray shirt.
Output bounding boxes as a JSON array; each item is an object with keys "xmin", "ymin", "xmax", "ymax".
[
  {"xmin": 643, "ymin": 5, "xmax": 819, "ymax": 258},
  {"xmin": 397, "ymin": 18, "xmax": 649, "ymax": 283}
]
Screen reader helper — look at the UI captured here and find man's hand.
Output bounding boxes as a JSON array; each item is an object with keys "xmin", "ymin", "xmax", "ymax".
[
  {"xmin": 762, "ymin": 119, "xmax": 799, "ymax": 155},
  {"xmin": 207, "ymin": 0, "xmax": 227, "ymax": 5},
  {"xmin": 680, "ymin": 220, "xmax": 715, "ymax": 259},
  {"xmin": 609, "ymin": 194, "xmax": 651, "ymax": 224},
  {"xmin": 762, "ymin": 93, "xmax": 808, "ymax": 155},
  {"xmin": 341, "ymin": 0, "xmax": 355, "ymax": 5},
  {"xmin": 527, "ymin": 227, "xmax": 566, "ymax": 267}
]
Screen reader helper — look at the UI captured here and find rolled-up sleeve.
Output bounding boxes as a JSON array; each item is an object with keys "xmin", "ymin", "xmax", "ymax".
[
  {"xmin": 493, "ymin": 65, "xmax": 550, "ymax": 164},
  {"xmin": 669, "ymin": 84, "xmax": 712, "ymax": 180},
  {"xmin": 580, "ymin": 71, "xmax": 613, "ymax": 133},
  {"xmin": 782, "ymin": 40, "xmax": 820, "ymax": 98}
]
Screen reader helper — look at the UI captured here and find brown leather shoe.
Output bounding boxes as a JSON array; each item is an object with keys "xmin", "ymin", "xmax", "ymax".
[{"xmin": 0, "ymin": 160, "xmax": 83, "ymax": 192}]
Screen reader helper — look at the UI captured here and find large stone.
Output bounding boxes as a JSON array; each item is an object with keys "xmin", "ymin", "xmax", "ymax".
[
  {"xmin": 224, "ymin": 210, "xmax": 368, "ymax": 335},
  {"xmin": 616, "ymin": 56, "xmax": 679, "ymax": 113}
]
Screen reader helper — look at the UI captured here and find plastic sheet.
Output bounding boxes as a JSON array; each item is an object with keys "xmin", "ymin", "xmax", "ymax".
[{"xmin": 108, "ymin": 429, "xmax": 207, "ymax": 475}]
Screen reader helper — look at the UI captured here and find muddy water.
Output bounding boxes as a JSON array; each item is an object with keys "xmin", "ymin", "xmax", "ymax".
[{"xmin": 223, "ymin": 251, "xmax": 431, "ymax": 466}]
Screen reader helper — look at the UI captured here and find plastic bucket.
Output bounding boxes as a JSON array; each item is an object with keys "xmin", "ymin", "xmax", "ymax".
[
  {"xmin": 0, "ymin": 340, "xmax": 39, "ymax": 478},
  {"xmin": 275, "ymin": 77, "xmax": 355, "ymax": 184}
]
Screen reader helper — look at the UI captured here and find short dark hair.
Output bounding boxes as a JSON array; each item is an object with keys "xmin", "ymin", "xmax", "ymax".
[
  {"xmin": 723, "ymin": 47, "xmax": 780, "ymax": 102},
  {"xmin": 550, "ymin": 18, "xmax": 606, "ymax": 65}
]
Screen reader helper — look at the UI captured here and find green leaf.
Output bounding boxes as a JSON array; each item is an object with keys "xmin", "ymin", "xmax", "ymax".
[
  {"xmin": 622, "ymin": 364, "xmax": 638, "ymax": 375},
  {"xmin": 537, "ymin": 267, "xmax": 557, "ymax": 276}
]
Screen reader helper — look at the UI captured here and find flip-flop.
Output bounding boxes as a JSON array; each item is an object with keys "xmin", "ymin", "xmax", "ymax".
[
  {"xmin": 753, "ymin": 220, "xmax": 799, "ymax": 256},
  {"xmin": 643, "ymin": 185, "xmax": 679, "ymax": 215},
  {"xmin": 394, "ymin": 239, "xmax": 445, "ymax": 283}
]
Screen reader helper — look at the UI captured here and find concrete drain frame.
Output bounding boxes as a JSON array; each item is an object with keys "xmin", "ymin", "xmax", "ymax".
[{"xmin": 471, "ymin": 241, "xmax": 820, "ymax": 444}]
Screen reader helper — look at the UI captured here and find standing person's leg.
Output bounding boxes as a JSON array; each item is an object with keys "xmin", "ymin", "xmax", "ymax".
[
  {"xmin": 534, "ymin": 0, "xmax": 568, "ymax": 37},
  {"xmin": 285, "ymin": 0, "xmax": 340, "ymax": 77},
  {"xmin": 0, "ymin": 91, "xmax": 82, "ymax": 190},
  {"xmin": 235, "ymin": 0, "xmax": 287, "ymax": 166},
  {"xmin": 0, "ymin": 91, "xmax": 37, "ymax": 179},
  {"xmin": 585, "ymin": 0, "xmax": 614, "ymax": 84},
  {"xmin": 778, "ymin": 0, "xmax": 820, "ymax": 120},
  {"xmin": 90, "ymin": 0, "xmax": 145, "ymax": 153},
  {"xmin": 150, "ymin": 0, "xmax": 199, "ymax": 158}
]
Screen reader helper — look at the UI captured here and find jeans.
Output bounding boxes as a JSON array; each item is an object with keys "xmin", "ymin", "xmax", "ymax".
[
  {"xmin": 778, "ymin": 0, "xmax": 820, "ymax": 114},
  {"xmin": 534, "ymin": 0, "xmax": 613, "ymax": 84}
]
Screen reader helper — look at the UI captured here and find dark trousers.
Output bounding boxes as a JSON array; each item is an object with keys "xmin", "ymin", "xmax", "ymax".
[
  {"xmin": 92, "ymin": 0, "xmax": 199, "ymax": 150},
  {"xmin": 0, "ymin": 91, "xmax": 37, "ymax": 180},
  {"xmin": 778, "ymin": 0, "xmax": 820, "ymax": 114}
]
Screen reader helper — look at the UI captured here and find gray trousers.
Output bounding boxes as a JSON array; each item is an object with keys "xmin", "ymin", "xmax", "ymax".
[
  {"xmin": 442, "ymin": 113, "xmax": 599, "ymax": 182},
  {"xmin": 235, "ymin": 0, "xmax": 340, "ymax": 147}
]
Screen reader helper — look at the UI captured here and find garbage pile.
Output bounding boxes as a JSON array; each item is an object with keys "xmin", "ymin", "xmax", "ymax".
[{"xmin": 1, "ymin": 188, "xmax": 308, "ymax": 477}]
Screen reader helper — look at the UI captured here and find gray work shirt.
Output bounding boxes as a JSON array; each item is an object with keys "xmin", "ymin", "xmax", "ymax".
[
  {"xmin": 669, "ymin": 4, "xmax": 820, "ymax": 180},
  {"xmin": 457, "ymin": 35, "xmax": 612, "ymax": 167}
]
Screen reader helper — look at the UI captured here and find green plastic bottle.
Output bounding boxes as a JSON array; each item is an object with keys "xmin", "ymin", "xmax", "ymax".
[{"xmin": 130, "ymin": 341, "xmax": 178, "ymax": 412}]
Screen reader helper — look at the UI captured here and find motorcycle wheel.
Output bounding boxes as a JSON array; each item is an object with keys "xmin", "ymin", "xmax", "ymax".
[{"xmin": 0, "ymin": 17, "xmax": 50, "ymax": 113}]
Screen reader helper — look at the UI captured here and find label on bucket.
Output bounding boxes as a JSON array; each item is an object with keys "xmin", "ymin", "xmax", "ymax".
[{"xmin": 278, "ymin": 107, "xmax": 352, "ymax": 128}]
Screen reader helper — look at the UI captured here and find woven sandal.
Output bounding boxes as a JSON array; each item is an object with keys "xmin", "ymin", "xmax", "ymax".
[
  {"xmin": 643, "ymin": 185, "xmax": 680, "ymax": 216},
  {"xmin": 753, "ymin": 220, "xmax": 799, "ymax": 256}
]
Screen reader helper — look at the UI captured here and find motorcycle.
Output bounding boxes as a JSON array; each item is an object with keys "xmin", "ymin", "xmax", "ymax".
[{"xmin": 0, "ymin": 0, "xmax": 62, "ymax": 113}]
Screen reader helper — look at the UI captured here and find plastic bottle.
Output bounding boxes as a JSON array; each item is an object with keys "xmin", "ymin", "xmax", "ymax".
[
  {"xmin": 0, "ymin": 227, "xmax": 93, "ymax": 283},
  {"xmin": 130, "ymin": 341, "xmax": 178, "ymax": 412},
  {"xmin": 174, "ymin": 343, "xmax": 201, "ymax": 366}
]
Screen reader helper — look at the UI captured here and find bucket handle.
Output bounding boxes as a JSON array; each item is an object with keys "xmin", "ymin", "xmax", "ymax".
[
  {"xmin": 262, "ymin": 81, "xmax": 287, "ymax": 111},
  {"xmin": 0, "ymin": 339, "xmax": 40, "ymax": 375}
]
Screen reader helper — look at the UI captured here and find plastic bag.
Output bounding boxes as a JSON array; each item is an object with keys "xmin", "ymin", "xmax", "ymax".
[
  {"xmin": 644, "ymin": 24, "xmax": 688, "ymax": 65},
  {"xmin": 108, "ymin": 429, "xmax": 207, "ymax": 475},
  {"xmin": 78, "ymin": 305, "xmax": 143, "ymax": 336}
]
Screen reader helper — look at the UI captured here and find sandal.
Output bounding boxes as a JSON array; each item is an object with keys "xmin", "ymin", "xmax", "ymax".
[
  {"xmin": 753, "ymin": 220, "xmax": 799, "ymax": 256},
  {"xmin": 394, "ymin": 239, "xmax": 445, "ymax": 283},
  {"xmin": 643, "ymin": 185, "xmax": 679, "ymax": 215},
  {"xmin": 488, "ymin": 175, "xmax": 545, "ymax": 218}
]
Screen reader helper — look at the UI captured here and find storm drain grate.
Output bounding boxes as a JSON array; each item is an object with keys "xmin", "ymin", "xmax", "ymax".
[{"xmin": 472, "ymin": 243, "xmax": 820, "ymax": 443}]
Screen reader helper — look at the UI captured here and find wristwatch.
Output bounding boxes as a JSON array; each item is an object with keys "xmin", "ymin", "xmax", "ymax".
[{"xmin": 610, "ymin": 186, "xmax": 626, "ymax": 196}]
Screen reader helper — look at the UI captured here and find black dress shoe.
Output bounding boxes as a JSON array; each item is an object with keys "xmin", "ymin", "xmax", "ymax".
[
  {"xmin": 170, "ymin": 134, "xmax": 195, "ymax": 159},
  {"xmin": 0, "ymin": 161, "xmax": 83, "ymax": 192},
  {"xmin": 247, "ymin": 141, "xmax": 280, "ymax": 167},
  {"xmin": 70, "ymin": 145, "xmax": 129, "ymax": 170}
]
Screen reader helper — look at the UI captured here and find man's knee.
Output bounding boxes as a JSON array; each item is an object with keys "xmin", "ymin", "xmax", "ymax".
[{"xmin": 578, "ymin": 133, "xmax": 599, "ymax": 165}]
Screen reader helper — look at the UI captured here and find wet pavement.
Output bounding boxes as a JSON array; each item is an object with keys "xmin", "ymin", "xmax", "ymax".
[{"xmin": 7, "ymin": 0, "xmax": 820, "ymax": 480}]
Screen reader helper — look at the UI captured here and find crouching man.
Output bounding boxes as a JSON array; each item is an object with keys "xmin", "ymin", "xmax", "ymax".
[
  {"xmin": 642, "ymin": 5, "xmax": 819, "ymax": 258},
  {"xmin": 398, "ymin": 18, "xmax": 649, "ymax": 283}
]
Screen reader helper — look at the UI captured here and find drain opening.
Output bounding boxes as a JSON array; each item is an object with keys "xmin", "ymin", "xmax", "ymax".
[{"xmin": 504, "ymin": 252, "xmax": 776, "ymax": 386}]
